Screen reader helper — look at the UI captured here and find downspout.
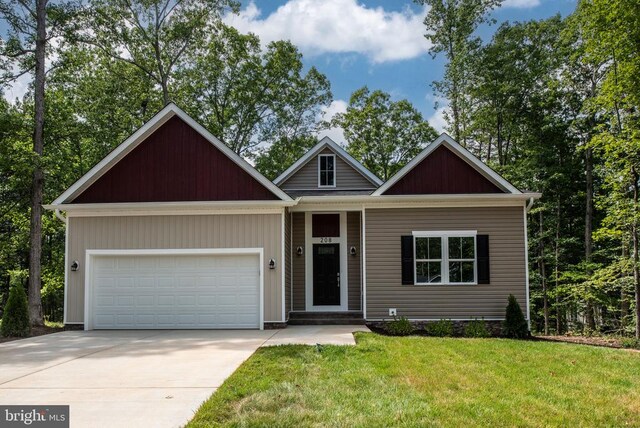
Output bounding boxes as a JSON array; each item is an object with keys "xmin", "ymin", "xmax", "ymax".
[
  {"xmin": 526, "ymin": 197, "xmax": 535, "ymax": 213},
  {"xmin": 53, "ymin": 209, "xmax": 67, "ymax": 223}
]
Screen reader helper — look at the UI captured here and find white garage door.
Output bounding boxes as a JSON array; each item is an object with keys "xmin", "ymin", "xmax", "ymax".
[{"xmin": 89, "ymin": 252, "xmax": 261, "ymax": 329}]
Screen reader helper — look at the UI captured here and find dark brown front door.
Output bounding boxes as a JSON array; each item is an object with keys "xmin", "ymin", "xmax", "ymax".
[{"xmin": 313, "ymin": 244, "xmax": 340, "ymax": 306}]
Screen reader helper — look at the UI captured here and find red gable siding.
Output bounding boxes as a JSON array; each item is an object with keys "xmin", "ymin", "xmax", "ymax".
[
  {"xmin": 384, "ymin": 145, "xmax": 504, "ymax": 195},
  {"xmin": 72, "ymin": 116, "xmax": 278, "ymax": 203}
]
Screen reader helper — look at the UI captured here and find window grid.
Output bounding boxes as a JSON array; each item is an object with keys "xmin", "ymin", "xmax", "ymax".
[
  {"xmin": 415, "ymin": 237, "xmax": 442, "ymax": 284},
  {"xmin": 414, "ymin": 234, "xmax": 477, "ymax": 285},
  {"xmin": 318, "ymin": 154, "xmax": 336, "ymax": 187}
]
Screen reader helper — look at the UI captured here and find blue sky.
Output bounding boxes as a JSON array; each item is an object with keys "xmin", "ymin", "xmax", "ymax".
[{"xmin": 223, "ymin": 0, "xmax": 577, "ymax": 141}]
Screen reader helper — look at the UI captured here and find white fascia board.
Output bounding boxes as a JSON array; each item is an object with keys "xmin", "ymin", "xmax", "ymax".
[
  {"xmin": 373, "ymin": 133, "xmax": 522, "ymax": 195},
  {"xmin": 44, "ymin": 200, "xmax": 297, "ymax": 217},
  {"xmin": 288, "ymin": 193, "xmax": 541, "ymax": 212},
  {"xmin": 274, "ymin": 137, "xmax": 382, "ymax": 187},
  {"xmin": 51, "ymin": 103, "xmax": 292, "ymax": 205}
]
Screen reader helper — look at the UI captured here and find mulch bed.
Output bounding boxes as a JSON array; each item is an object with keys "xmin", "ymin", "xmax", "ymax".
[
  {"xmin": 0, "ymin": 325, "xmax": 65, "ymax": 344},
  {"xmin": 535, "ymin": 335, "xmax": 639, "ymax": 352}
]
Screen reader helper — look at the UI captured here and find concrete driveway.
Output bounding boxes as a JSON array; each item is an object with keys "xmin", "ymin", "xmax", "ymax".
[{"xmin": 0, "ymin": 326, "xmax": 366, "ymax": 427}]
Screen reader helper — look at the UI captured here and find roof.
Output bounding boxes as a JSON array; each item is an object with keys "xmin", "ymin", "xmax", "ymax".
[
  {"xmin": 373, "ymin": 133, "xmax": 522, "ymax": 196},
  {"xmin": 273, "ymin": 137, "xmax": 383, "ymax": 187},
  {"xmin": 51, "ymin": 103, "xmax": 292, "ymax": 205}
]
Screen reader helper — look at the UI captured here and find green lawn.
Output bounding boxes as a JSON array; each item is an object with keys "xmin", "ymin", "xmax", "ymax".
[{"xmin": 188, "ymin": 333, "xmax": 640, "ymax": 427}]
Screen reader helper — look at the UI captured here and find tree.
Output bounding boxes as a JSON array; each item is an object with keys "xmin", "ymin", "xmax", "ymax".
[
  {"xmin": 575, "ymin": 0, "xmax": 640, "ymax": 339},
  {"xmin": 333, "ymin": 87, "xmax": 437, "ymax": 181},
  {"xmin": 1, "ymin": 271, "xmax": 30, "ymax": 337},
  {"xmin": 254, "ymin": 135, "xmax": 317, "ymax": 181},
  {"xmin": 0, "ymin": 0, "xmax": 78, "ymax": 326},
  {"xmin": 176, "ymin": 25, "xmax": 332, "ymax": 156},
  {"xmin": 83, "ymin": 0, "xmax": 239, "ymax": 106},
  {"xmin": 416, "ymin": 0, "xmax": 501, "ymax": 145}
]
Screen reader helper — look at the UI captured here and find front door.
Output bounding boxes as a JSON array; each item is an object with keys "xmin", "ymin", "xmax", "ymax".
[{"xmin": 313, "ymin": 243, "xmax": 340, "ymax": 306}]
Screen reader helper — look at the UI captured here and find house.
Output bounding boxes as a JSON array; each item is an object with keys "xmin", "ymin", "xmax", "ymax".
[{"xmin": 45, "ymin": 103, "xmax": 539, "ymax": 330}]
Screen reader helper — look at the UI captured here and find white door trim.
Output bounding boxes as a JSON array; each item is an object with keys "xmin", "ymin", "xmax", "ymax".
[
  {"xmin": 304, "ymin": 212, "xmax": 348, "ymax": 311},
  {"xmin": 84, "ymin": 248, "xmax": 264, "ymax": 331}
]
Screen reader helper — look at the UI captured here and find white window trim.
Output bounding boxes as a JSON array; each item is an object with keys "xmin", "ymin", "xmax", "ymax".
[
  {"xmin": 412, "ymin": 231, "xmax": 478, "ymax": 285},
  {"xmin": 318, "ymin": 154, "xmax": 336, "ymax": 188}
]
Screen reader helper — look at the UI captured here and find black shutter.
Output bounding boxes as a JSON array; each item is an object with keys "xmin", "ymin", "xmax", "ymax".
[
  {"xmin": 477, "ymin": 234, "xmax": 490, "ymax": 284},
  {"xmin": 401, "ymin": 235, "xmax": 414, "ymax": 285}
]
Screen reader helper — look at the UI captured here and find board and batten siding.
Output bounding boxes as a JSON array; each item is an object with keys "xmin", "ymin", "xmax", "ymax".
[
  {"xmin": 280, "ymin": 148, "xmax": 376, "ymax": 190},
  {"xmin": 347, "ymin": 211, "xmax": 362, "ymax": 311},
  {"xmin": 291, "ymin": 212, "xmax": 306, "ymax": 311},
  {"xmin": 66, "ymin": 214, "xmax": 283, "ymax": 323},
  {"xmin": 365, "ymin": 206, "xmax": 526, "ymax": 319},
  {"xmin": 284, "ymin": 210, "xmax": 291, "ymax": 320}
]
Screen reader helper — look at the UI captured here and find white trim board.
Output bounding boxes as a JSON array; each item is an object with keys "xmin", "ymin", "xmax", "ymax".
[
  {"xmin": 83, "ymin": 248, "xmax": 265, "ymax": 331},
  {"xmin": 51, "ymin": 103, "xmax": 292, "ymax": 205},
  {"xmin": 374, "ymin": 133, "xmax": 522, "ymax": 195},
  {"xmin": 304, "ymin": 211, "xmax": 349, "ymax": 311},
  {"xmin": 274, "ymin": 136, "xmax": 382, "ymax": 187}
]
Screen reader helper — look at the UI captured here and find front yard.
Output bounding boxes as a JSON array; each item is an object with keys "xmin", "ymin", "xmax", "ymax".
[{"xmin": 189, "ymin": 333, "xmax": 640, "ymax": 427}]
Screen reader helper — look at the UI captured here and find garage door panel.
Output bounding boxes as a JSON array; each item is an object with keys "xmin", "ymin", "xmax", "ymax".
[{"xmin": 90, "ymin": 253, "xmax": 261, "ymax": 329}]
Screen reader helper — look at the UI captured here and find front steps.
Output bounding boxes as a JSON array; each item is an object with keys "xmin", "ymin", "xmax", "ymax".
[{"xmin": 288, "ymin": 311, "xmax": 365, "ymax": 325}]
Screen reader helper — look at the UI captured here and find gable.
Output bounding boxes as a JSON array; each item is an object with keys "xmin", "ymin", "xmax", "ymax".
[
  {"xmin": 72, "ymin": 116, "xmax": 279, "ymax": 203},
  {"xmin": 279, "ymin": 147, "xmax": 378, "ymax": 192},
  {"xmin": 383, "ymin": 145, "xmax": 505, "ymax": 195}
]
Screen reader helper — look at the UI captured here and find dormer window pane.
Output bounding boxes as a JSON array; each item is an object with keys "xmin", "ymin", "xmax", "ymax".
[{"xmin": 319, "ymin": 154, "xmax": 335, "ymax": 187}]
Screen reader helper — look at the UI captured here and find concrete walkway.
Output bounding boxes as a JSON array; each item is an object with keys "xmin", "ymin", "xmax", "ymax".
[{"xmin": 0, "ymin": 326, "xmax": 367, "ymax": 428}]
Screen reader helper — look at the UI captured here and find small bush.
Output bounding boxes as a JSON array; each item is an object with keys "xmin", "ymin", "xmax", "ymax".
[
  {"xmin": 503, "ymin": 294, "xmax": 529, "ymax": 338},
  {"xmin": 426, "ymin": 319, "xmax": 454, "ymax": 337},
  {"xmin": 620, "ymin": 337, "xmax": 640, "ymax": 349},
  {"xmin": 465, "ymin": 318, "xmax": 490, "ymax": 338},
  {"xmin": 385, "ymin": 316, "xmax": 413, "ymax": 336},
  {"xmin": 1, "ymin": 272, "xmax": 30, "ymax": 338}
]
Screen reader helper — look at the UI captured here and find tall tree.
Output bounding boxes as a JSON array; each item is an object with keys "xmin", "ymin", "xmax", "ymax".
[
  {"xmin": 176, "ymin": 25, "xmax": 331, "ymax": 156},
  {"xmin": 0, "ymin": 0, "xmax": 78, "ymax": 326},
  {"xmin": 83, "ymin": 0, "xmax": 238, "ymax": 105},
  {"xmin": 576, "ymin": 0, "xmax": 640, "ymax": 338},
  {"xmin": 416, "ymin": 0, "xmax": 501, "ymax": 145},
  {"xmin": 333, "ymin": 87, "xmax": 437, "ymax": 181}
]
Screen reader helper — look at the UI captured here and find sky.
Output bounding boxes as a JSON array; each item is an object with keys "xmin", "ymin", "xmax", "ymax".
[
  {"xmin": 2, "ymin": 0, "xmax": 578, "ymax": 143},
  {"xmin": 223, "ymin": 0, "xmax": 577, "ymax": 142}
]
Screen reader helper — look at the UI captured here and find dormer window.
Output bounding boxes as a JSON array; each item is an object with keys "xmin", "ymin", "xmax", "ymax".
[{"xmin": 318, "ymin": 154, "xmax": 336, "ymax": 187}]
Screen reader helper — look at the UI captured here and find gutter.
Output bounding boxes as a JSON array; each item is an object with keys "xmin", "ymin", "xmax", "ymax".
[
  {"xmin": 53, "ymin": 209, "xmax": 67, "ymax": 223},
  {"xmin": 525, "ymin": 197, "xmax": 535, "ymax": 212}
]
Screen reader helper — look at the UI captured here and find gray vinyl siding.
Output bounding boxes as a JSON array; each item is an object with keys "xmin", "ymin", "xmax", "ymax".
[
  {"xmin": 281, "ymin": 148, "xmax": 377, "ymax": 190},
  {"xmin": 365, "ymin": 206, "xmax": 527, "ymax": 320},
  {"xmin": 347, "ymin": 211, "xmax": 362, "ymax": 311},
  {"xmin": 291, "ymin": 212, "xmax": 306, "ymax": 311},
  {"xmin": 284, "ymin": 210, "xmax": 291, "ymax": 320},
  {"xmin": 66, "ymin": 214, "xmax": 283, "ymax": 323}
]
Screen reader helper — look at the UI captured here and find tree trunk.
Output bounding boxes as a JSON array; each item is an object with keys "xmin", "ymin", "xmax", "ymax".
[
  {"xmin": 539, "ymin": 210, "xmax": 548, "ymax": 335},
  {"xmin": 555, "ymin": 199, "xmax": 561, "ymax": 335},
  {"xmin": 585, "ymin": 147, "xmax": 595, "ymax": 331},
  {"xmin": 633, "ymin": 168, "xmax": 640, "ymax": 340},
  {"xmin": 28, "ymin": 0, "xmax": 47, "ymax": 327},
  {"xmin": 621, "ymin": 243, "xmax": 630, "ymax": 329}
]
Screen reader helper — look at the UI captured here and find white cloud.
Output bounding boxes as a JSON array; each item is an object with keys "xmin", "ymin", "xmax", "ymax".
[
  {"xmin": 427, "ymin": 106, "xmax": 448, "ymax": 134},
  {"xmin": 224, "ymin": 0, "xmax": 430, "ymax": 63},
  {"xmin": 502, "ymin": 0, "xmax": 541, "ymax": 8},
  {"xmin": 317, "ymin": 99, "xmax": 347, "ymax": 143}
]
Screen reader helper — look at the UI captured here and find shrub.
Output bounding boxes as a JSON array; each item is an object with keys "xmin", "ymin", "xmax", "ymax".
[
  {"xmin": 426, "ymin": 319, "xmax": 454, "ymax": 337},
  {"xmin": 465, "ymin": 318, "xmax": 490, "ymax": 338},
  {"xmin": 385, "ymin": 316, "xmax": 413, "ymax": 336},
  {"xmin": 620, "ymin": 337, "xmax": 640, "ymax": 349},
  {"xmin": 503, "ymin": 294, "xmax": 529, "ymax": 338},
  {"xmin": 1, "ymin": 272, "xmax": 30, "ymax": 338}
]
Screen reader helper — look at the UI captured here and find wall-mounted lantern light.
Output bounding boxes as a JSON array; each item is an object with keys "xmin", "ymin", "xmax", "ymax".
[
  {"xmin": 296, "ymin": 246, "xmax": 304, "ymax": 256},
  {"xmin": 71, "ymin": 261, "xmax": 79, "ymax": 271},
  {"xmin": 269, "ymin": 259, "xmax": 276, "ymax": 270},
  {"xmin": 349, "ymin": 246, "xmax": 357, "ymax": 256}
]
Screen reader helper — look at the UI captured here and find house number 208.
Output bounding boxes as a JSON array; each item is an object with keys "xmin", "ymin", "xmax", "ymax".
[{"xmin": 320, "ymin": 237, "xmax": 333, "ymax": 243}]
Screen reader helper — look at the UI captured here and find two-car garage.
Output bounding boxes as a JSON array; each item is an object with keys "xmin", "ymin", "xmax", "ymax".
[{"xmin": 85, "ymin": 250, "xmax": 263, "ymax": 330}]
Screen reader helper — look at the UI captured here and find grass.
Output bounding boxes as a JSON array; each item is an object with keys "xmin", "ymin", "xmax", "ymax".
[{"xmin": 188, "ymin": 333, "xmax": 640, "ymax": 427}]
